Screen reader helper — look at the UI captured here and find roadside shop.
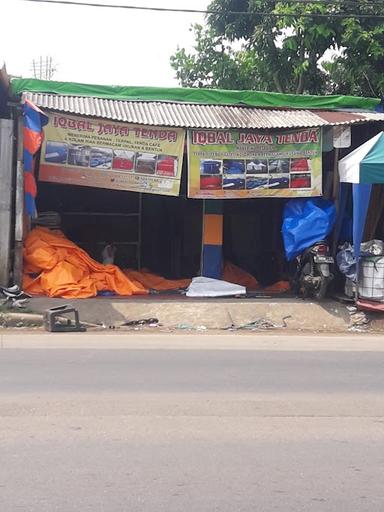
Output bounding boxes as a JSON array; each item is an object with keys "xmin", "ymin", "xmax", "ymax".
[{"xmin": 3, "ymin": 75, "xmax": 384, "ymax": 299}]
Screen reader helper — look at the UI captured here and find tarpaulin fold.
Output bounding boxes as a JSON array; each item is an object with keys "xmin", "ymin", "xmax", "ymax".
[
  {"xmin": 23, "ymin": 228, "xmax": 148, "ymax": 298},
  {"xmin": 282, "ymin": 198, "xmax": 336, "ymax": 261},
  {"xmin": 11, "ymin": 78, "xmax": 380, "ymax": 111},
  {"xmin": 23, "ymin": 100, "xmax": 48, "ymax": 216},
  {"xmin": 24, "ymin": 228, "xmax": 289, "ymax": 298},
  {"xmin": 123, "ymin": 269, "xmax": 190, "ymax": 291}
]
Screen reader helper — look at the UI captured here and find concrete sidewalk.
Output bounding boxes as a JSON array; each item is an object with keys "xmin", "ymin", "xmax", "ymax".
[{"xmin": 25, "ymin": 296, "xmax": 352, "ymax": 332}]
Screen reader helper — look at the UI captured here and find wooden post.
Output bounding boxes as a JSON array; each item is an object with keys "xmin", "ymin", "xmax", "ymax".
[
  {"xmin": 0, "ymin": 119, "xmax": 14, "ymax": 286},
  {"xmin": 13, "ymin": 116, "xmax": 24, "ymax": 287}
]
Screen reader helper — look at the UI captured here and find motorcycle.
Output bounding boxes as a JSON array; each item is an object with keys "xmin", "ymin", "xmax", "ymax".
[{"xmin": 292, "ymin": 240, "xmax": 334, "ymax": 300}]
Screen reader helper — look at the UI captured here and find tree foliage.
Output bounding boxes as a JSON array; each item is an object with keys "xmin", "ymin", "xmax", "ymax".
[{"xmin": 170, "ymin": 0, "xmax": 384, "ymax": 96}]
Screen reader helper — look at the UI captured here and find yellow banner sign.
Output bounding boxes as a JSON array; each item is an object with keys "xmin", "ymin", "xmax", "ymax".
[
  {"xmin": 40, "ymin": 113, "xmax": 186, "ymax": 196},
  {"xmin": 188, "ymin": 128, "xmax": 322, "ymax": 198}
]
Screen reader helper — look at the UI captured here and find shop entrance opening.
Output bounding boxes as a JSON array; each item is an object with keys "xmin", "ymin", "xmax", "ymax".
[{"xmin": 35, "ymin": 182, "xmax": 202, "ymax": 282}]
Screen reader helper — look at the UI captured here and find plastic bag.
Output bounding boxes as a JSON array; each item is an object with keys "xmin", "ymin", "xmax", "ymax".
[
  {"xmin": 282, "ymin": 198, "xmax": 336, "ymax": 261},
  {"xmin": 360, "ymin": 239, "xmax": 384, "ymax": 256},
  {"xmin": 336, "ymin": 243, "xmax": 356, "ymax": 281}
]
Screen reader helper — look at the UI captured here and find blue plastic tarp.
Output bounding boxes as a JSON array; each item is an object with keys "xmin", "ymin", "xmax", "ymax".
[{"xmin": 282, "ymin": 198, "xmax": 337, "ymax": 261}]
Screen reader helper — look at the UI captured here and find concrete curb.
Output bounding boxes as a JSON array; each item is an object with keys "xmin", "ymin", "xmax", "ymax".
[{"xmin": 27, "ymin": 297, "xmax": 351, "ymax": 332}]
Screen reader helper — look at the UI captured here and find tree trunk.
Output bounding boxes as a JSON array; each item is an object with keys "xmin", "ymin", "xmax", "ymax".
[
  {"xmin": 273, "ymin": 72, "xmax": 284, "ymax": 93},
  {"xmin": 296, "ymin": 73, "xmax": 304, "ymax": 94}
]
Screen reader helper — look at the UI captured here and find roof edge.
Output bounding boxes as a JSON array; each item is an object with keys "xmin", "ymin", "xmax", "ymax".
[{"xmin": 10, "ymin": 77, "xmax": 381, "ymax": 112}]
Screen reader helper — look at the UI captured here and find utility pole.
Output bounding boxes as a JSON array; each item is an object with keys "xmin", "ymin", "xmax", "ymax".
[{"xmin": 31, "ymin": 56, "xmax": 56, "ymax": 80}]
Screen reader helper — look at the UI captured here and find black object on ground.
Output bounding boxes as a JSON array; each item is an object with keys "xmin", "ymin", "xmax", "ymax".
[
  {"xmin": 121, "ymin": 318, "xmax": 159, "ymax": 327},
  {"xmin": 44, "ymin": 304, "xmax": 86, "ymax": 332}
]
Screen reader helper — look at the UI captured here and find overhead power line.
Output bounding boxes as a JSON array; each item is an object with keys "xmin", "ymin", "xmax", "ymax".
[
  {"xmin": 19, "ymin": 0, "xmax": 384, "ymax": 18},
  {"xmin": 19, "ymin": 0, "xmax": 384, "ymax": 5}
]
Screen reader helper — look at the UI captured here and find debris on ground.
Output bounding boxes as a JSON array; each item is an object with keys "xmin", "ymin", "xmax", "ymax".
[
  {"xmin": 174, "ymin": 323, "xmax": 208, "ymax": 331},
  {"xmin": 175, "ymin": 323, "xmax": 194, "ymax": 330},
  {"xmin": 0, "ymin": 312, "xmax": 44, "ymax": 329},
  {"xmin": 348, "ymin": 307, "xmax": 370, "ymax": 332},
  {"xmin": 224, "ymin": 315, "xmax": 292, "ymax": 331},
  {"xmin": 121, "ymin": 318, "xmax": 159, "ymax": 327},
  {"xmin": 0, "ymin": 284, "xmax": 31, "ymax": 310}
]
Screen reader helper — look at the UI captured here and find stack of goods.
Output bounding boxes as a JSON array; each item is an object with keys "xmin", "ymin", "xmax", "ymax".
[
  {"xmin": 23, "ymin": 229, "xmax": 290, "ymax": 299},
  {"xmin": 23, "ymin": 227, "xmax": 148, "ymax": 299},
  {"xmin": 32, "ymin": 211, "xmax": 61, "ymax": 230}
]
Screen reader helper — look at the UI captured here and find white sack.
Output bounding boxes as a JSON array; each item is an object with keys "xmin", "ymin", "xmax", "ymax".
[{"xmin": 186, "ymin": 276, "xmax": 246, "ymax": 298}]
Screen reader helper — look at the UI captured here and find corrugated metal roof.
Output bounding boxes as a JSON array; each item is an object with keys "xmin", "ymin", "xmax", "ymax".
[
  {"xmin": 23, "ymin": 92, "xmax": 384, "ymax": 129},
  {"xmin": 314, "ymin": 111, "xmax": 365, "ymax": 124},
  {"xmin": 312, "ymin": 110, "xmax": 384, "ymax": 126}
]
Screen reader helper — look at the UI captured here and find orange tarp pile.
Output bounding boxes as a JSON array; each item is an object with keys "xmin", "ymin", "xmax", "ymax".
[
  {"xmin": 23, "ymin": 228, "xmax": 148, "ymax": 298},
  {"xmin": 124, "ymin": 262, "xmax": 259, "ymax": 292},
  {"xmin": 124, "ymin": 269, "xmax": 190, "ymax": 291},
  {"xmin": 222, "ymin": 261, "xmax": 260, "ymax": 289},
  {"xmin": 264, "ymin": 281, "xmax": 290, "ymax": 293},
  {"xmin": 124, "ymin": 262, "xmax": 288, "ymax": 293},
  {"xmin": 23, "ymin": 227, "xmax": 289, "ymax": 298},
  {"xmin": 222, "ymin": 261, "xmax": 289, "ymax": 293}
]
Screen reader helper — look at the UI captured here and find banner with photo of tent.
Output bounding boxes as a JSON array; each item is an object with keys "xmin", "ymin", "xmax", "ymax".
[
  {"xmin": 187, "ymin": 127, "xmax": 322, "ymax": 198},
  {"xmin": 39, "ymin": 113, "xmax": 186, "ymax": 196}
]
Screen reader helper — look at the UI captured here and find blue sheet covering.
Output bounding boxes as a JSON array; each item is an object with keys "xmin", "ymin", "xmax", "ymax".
[{"xmin": 282, "ymin": 198, "xmax": 336, "ymax": 261}]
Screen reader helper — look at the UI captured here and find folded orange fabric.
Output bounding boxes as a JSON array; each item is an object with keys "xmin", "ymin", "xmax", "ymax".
[
  {"xmin": 23, "ymin": 228, "xmax": 287, "ymax": 298},
  {"xmin": 23, "ymin": 227, "xmax": 148, "ymax": 298},
  {"xmin": 264, "ymin": 280, "xmax": 291, "ymax": 293},
  {"xmin": 124, "ymin": 268, "xmax": 191, "ymax": 291},
  {"xmin": 222, "ymin": 261, "xmax": 260, "ymax": 290},
  {"xmin": 124, "ymin": 262, "xmax": 259, "ymax": 291}
]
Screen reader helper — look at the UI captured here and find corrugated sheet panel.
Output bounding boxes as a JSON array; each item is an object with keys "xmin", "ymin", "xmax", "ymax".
[
  {"xmin": 23, "ymin": 92, "xmax": 384, "ymax": 129},
  {"xmin": 311, "ymin": 110, "xmax": 384, "ymax": 125},
  {"xmin": 314, "ymin": 111, "xmax": 365, "ymax": 124}
]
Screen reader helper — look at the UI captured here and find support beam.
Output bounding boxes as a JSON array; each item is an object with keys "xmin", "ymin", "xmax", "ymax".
[
  {"xmin": 201, "ymin": 200, "xmax": 223, "ymax": 279},
  {"xmin": 0, "ymin": 119, "xmax": 14, "ymax": 286},
  {"xmin": 13, "ymin": 116, "xmax": 24, "ymax": 287}
]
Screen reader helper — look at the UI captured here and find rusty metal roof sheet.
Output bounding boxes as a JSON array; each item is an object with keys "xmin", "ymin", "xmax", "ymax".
[{"xmin": 23, "ymin": 92, "xmax": 384, "ymax": 129}]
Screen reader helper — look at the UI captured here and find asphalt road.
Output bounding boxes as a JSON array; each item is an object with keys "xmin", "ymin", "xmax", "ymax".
[{"xmin": 1, "ymin": 333, "xmax": 384, "ymax": 512}]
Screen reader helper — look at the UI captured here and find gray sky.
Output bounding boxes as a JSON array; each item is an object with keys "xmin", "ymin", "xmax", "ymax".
[{"xmin": 1, "ymin": 0, "xmax": 208, "ymax": 86}]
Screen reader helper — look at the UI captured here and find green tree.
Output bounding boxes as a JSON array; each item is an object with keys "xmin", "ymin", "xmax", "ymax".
[
  {"xmin": 324, "ymin": 16, "xmax": 384, "ymax": 96},
  {"xmin": 170, "ymin": 0, "xmax": 384, "ymax": 96}
]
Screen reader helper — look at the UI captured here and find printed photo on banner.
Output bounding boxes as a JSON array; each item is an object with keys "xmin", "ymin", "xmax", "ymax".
[
  {"xmin": 40, "ymin": 113, "xmax": 186, "ymax": 196},
  {"xmin": 188, "ymin": 128, "xmax": 322, "ymax": 198}
]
